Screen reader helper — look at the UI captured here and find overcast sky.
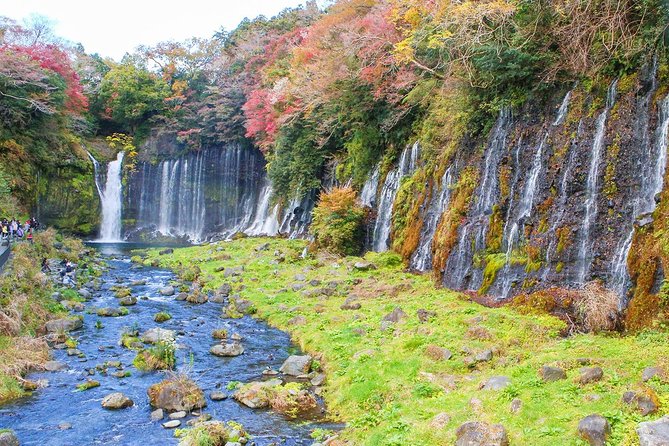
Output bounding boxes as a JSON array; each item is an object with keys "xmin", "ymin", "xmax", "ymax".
[{"xmin": 1, "ymin": 0, "xmax": 312, "ymax": 60}]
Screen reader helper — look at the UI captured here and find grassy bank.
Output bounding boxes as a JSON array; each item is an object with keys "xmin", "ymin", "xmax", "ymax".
[
  {"xmin": 142, "ymin": 238, "xmax": 669, "ymax": 445},
  {"xmin": 0, "ymin": 230, "xmax": 88, "ymax": 404}
]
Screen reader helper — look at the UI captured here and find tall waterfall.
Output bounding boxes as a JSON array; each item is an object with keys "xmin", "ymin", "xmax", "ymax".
[
  {"xmin": 371, "ymin": 142, "xmax": 420, "ymax": 252},
  {"xmin": 360, "ymin": 165, "xmax": 380, "ymax": 207},
  {"xmin": 576, "ymin": 80, "xmax": 618, "ymax": 284},
  {"xmin": 443, "ymin": 108, "xmax": 512, "ymax": 289},
  {"xmin": 127, "ymin": 145, "xmax": 292, "ymax": 242},
  {"xmin": 90, "ymin": 151, "xmax": 125, "ymax": 242},
  {"xmin": 410, "ymin": 164, "xmax": 457, "ymax": 271}
]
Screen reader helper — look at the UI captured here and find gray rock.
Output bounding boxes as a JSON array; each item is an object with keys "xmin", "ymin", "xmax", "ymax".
[
  {"xmin": 578, "ymin": 414, "xmax": 610, "ymax": 446},
  {"xmin": 101, "ymin": 392, "xmax": 134, "ymax": 409},
  {"xmin": 353, "ymin": 261, "xmax": 377, "ymax": 271},
  {"xmin": 0, "ymin": 431, "xmax": 19, "ymax": 446},
  {"xmin": 130, "ymin": 280, "xmax": 146, "ymax": 286},
  {"xmin": 210, "ymin": 343, "xmax": 244, "ymax": 357},
  {"xmin": 78, "ymin": 288, "xmax": 92, "ymax": 300},
  {"xmin": 578, "ymin": 367, "xmax": 604, "ymax": 384},
  {"xmin": 96, "ymin": 307, "xmax": 127, "ymax": 317},
  {"xmin": 311, "ymin": 373, "xmax": 326, "ymax": 386},
  {"xmin": 45, "ymin": 317, "xmax": 83, "ymax": 333},
  {"xmin": 44, "ymin": 361, "xmax": 68, "ymax": 372},
  {"xmin": 540, "ymin": 365, "xmax": 567, "ymax": 382},
  {"xmin": 58, "ymin": 423, "xmax": 72, "ymax": 430},
  {"xmin": 475, "ymin": 349, "xmax": 493, "ymax": 362},
  {"xmin": 175, "ymin": 292, "xmax": 188, "ymax": 301},
  {"xmin": 150, "ymin": 408, "xmax": 164, "ymax": 421},
  {"xmin": 417, "ymin": 309, "xmax": 437, "ymax": 323},
  {"xmin": 340, "ymin": 297, "xmax": 361, "ymax": 310},
  {"xmin": 637, "ymin": 416, "xmax": 669, "ymax": 446},
  {"xmin": 162, "ymin": 420, "xmax": 181, "ymax": 429},
  {"xmin": 280, "ymin": 355, "xmax": 312, "ymax": 376},
  {"xmin": 210, "ymin": 391, "xmax": 228, "ymax": 401},
  {"xmin": 140, "ymin": 328, "xmax": 175, "ymax": 344},
  {"xmin": 119, "ymin": 296, "xmax": 137, "ymax": 306},
  {"xmin": 160, "ymin": 286, "xmax": 175, "ymax": 296},
  {"xmin": 288, "ymin": 316, "xmax": 307, "ymax": 326},
  {"xmin": 294, "ymin": 274, "xmax": 307, "ymax": 281},
  {"xmin": 455, "ymin": 421, "xmax": 509, "ymax": 446},
  {"xmin": 623, "ymin": 391, "xmax": 659, "ymax": 416},
  {"xmin": 383, "ymin": 307, "xmax": 407, "ymax": 323},
  {"xmin": 159, "ymin": 248, "xmax": 174, "ymax": 255},
  {"xmin": 482, "ymin": 376, "xmax": 511, "ymax": 391},
  {"xmin": 643, "ymin": 366, "xmax": 665, "ymax": 382},
  {"xmin": 217, "ymin": 283, "xmax": 232, "ymax": 297},
  {"xmin": 169, "ymin": 411, "xmax": 187, "ymax": 419},
  {"xmin": 510, "ymin": 398, "xmax": 522, "ymax": 414},
  {"xmin": 429, "ymin": 412, "xmax": 451, "ymax": 429}
]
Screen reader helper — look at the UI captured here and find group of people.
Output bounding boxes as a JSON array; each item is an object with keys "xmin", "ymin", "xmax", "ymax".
[{"xmin": 1, "ymin": 217, "xmax": 39, "ymax": 243}]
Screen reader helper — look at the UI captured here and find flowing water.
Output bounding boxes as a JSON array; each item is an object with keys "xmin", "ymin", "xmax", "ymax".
[
  {"xmin": 371, "ymin": 142, "xmax": 420, "ymax": 252},
  {"xmin": 576, "ymin": 80, "xmax": 618, "ymax": 284},
  {"xmin": 90, "ymin": 152, "xmax": 125, "ymax": 243},
  {"xmin": 0, "ymin": 246, "xmax": 335, "ymax": 445},
  {"xmin": 410, "ymin": 164, "xmax": 457, "ymax": 271}
]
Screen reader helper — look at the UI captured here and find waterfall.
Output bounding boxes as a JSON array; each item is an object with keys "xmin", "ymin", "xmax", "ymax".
[
  {"xmin": 444, "ymin": 107, "xmax": 512, "ymax": 289},
  {"xmin": 360, "ymin": 165, "xmax": 380, "ymax": 207},
  {"xmin": 410, "ymin": 164, "xmax": 456, "ymax": 271},
  {"xmin": 245, "ymin": 179, "xmax": 280, "ymax": 236},
  {"xmin": 610, "ymin": 93, "xmax": 669, "ymax": 295},
  {"xmin": 371, "ymin": 142, "xmax": 420, "ymax": 252},
  {"xmin": 576, "ymin": 80, "xmax": 618, "ymax": 284},
  {"xmin": 89, "ymin": 151, "xmax": 125, "ymax": 242}
]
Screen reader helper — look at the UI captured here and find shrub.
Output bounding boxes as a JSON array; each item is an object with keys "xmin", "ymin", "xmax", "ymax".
[
  {"xmin": 310, "ymin": 187, "xmax": 367, "ymax": 256},
  {"xmin": 133, "ymin": 340, "xmax": 176, "ymax": 371}
]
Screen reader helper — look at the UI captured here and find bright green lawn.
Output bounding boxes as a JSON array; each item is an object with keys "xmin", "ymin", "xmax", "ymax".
[{"xmin": 143, "ymin": 237, "xmax": 669, "ymax": 445}]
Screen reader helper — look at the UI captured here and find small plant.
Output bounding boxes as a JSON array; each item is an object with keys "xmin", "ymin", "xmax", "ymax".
[
  {"xmin": 95, "ymin": 320, "xmax": 103, "ymax": 330},
  {"xmin": 226, "ymin": 381, "xmax": 242, "ymax": 391},
  {"xmin": 133, "ymin": 339, "xmax": 177, "ymax": 371},
  {"xmin": 75, "ymin": 379, "xmax": 100, "ymax": 391}
]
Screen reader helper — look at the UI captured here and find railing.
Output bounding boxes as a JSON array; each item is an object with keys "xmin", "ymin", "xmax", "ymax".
[{"xmin": 0, "ymin": 241, "xmax": 10, "ymax": 270}]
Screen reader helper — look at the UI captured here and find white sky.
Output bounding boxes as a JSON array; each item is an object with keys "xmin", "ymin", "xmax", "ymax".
[{"xmin": 1, "ymin": 0, "xmax": 311, "ymax": 60}]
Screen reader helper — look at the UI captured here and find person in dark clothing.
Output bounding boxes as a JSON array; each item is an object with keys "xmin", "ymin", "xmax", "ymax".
[{"xmin": 41, "ymin": 258, "xmax": 51, "ymax": 273}]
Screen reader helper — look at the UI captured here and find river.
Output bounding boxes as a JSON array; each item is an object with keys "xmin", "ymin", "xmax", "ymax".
[{"xmin": 0, "ymin": 243, "xmax": 332, "ymax": 445}]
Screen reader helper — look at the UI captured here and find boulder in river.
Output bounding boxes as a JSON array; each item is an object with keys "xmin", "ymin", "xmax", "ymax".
[
  {"xmin": 210, "ymin": 343, "xmax": 244, "ymax": 357},
  {"xmin": 45, "ymin": 317, "xmax": 83, "ymax": 333},
  {"xmin": 160, "ymin": 286, "xmax": 175, "ymax": 296},
  {"xmin": 140, "ymin": 328, "xmax": 175, "ymax": 344},
  {"xmin": 44, "ymin": 360, "xmax": 68, "ymax": 372},
  {"xmin": 233, "ymin": 379, "xmax": 282, "ymax": 409},
  {"xmin": 279, "ymin": 355, "xmax": 312, "ymax": 376},
  {"xmin": 101, "ymin": 392, "xmax": 134, "ymax": 409},
  {"xmin": 148, "ymin": 377, "xmax": 206, "ymax": 412},
  {"xmin": 119, "ymin": 296, "xmax": 137, "ymax": 306},
  {"xmin": 0, "ymin": 430, "xmax": 19, "ymax": 446},
  {"xmin": 96, "ymin": 307, "xmax": 129, "ymax": 317}
]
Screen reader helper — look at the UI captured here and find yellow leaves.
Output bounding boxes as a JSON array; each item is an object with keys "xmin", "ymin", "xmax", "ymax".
[{"xmin": 393, "ymin": 38, "xmax": 416, "ymax": 64}]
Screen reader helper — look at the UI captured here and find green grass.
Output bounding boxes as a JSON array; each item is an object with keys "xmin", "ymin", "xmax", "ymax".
[{"xmin": 142, "ymin": 237, "xmax": 669, "ymax": 445}]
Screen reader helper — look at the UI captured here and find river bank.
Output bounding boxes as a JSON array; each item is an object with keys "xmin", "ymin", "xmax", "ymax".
[{"xmin": 142, "ymin": 237, "xmax": 669, "ymax": 445}]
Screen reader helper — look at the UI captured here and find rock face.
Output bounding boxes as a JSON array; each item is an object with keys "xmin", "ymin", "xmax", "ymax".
[
  {"xmin": 0, "ymin": 430, "xmax": 19, "ymax": 446},
  {"xmin": 101, "ymin": 392, "xmax": 134, "ymax": 409},
  {"xmin": 637, "ymin": 416, "xmax": 669, "ymax": 446},
  {"xmin": 210, "ymin": 343, "xmax": 244, "ymax": 357},
  {"xmin": 45, "ymin": 317, "xmax": 82, "ymax": 333},
  {"xmin": 279, "ymin": 355, "xmax": 312, "ymax": 376},
  {"xmin": 148, "ymin": 378, "xmax": 206, "ymax": 412},
  {"xmin": 578, "ymin": 414, "xmax": 611, "ymax": 446},
  {"xmin": 141, "ymin": 328, "xmax": 175, "ymax": 344},
  {"xmin": 455, "ymin": 421, "xmax": 509, "ymax": 446}
]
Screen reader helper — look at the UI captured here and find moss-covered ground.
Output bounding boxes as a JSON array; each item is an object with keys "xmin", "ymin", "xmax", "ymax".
[{"xmin": 143, "ymin": 237, "xmax": 669, "ymax": 445}]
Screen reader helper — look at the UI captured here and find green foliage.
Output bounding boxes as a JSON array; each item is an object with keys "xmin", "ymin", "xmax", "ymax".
[
  {"xmin": 310, "ymin": 187, "xmax": 367, "ymax": 256},
  {"xmin": 133, "ymin": 340, "xmax": 176, "ymax": 371}
]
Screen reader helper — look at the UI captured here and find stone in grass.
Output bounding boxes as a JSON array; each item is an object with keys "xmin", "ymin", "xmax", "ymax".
[
  {"xmin": 429, "ymin": 412, "xmax": 451, "ymax": 429},
  {"xmin": 45, "ymin": 317, "xmax": 83, "ymax": 333},
  {"xmin": 382, "ymin": 307, "xmax": 407, "ymax": 324},
  {"xmin": 44, "ymin": 360, "xmax": 68, "ymax": 372},
  {"xmin": 210, "ymin": 343, "xmax": 244, "ymax": 357},
  {"xmin": 539, "ymin": 365, "xmax": 567, "ymax": 382},
  {"xmin": 280, "ymin": 355, "xmax": 312, "ymax": 376},
  {"xmin": 101, "ymin": 392, "xmax": 134, "ymax": 409},
  {"xmin": 622, "ymin": 390, "xmax": 659, "ymax": 416},
  {"xmin": 578, "ymin": 367, "xmax": 604, "ymax": 384},
  {"xmin": 578, "ymin": 414, "xmax": 610, "ymax": 446},
  {"xmin": 340, "ymin": 297, "xmax": 361, "ymax": 310},
  {"xmin": 0, "ymin": 430, "xmax": 19, "ymax": 446},
  {"xmin": 642, "ymin": 366, "xmax": 665, "ymax": 382},
  {"xmin": 455, "ymin": 421, "xmax": 509, "ymax": 446},
  {"xmin": 481, "ymin": 376, "xmax": 511, "ymax": 391},
  {"xmin": 425, "ymin": 345, "xmax": 452, "ymax": 362},
  {"xmin": 637, "ymin": 416, "xmax": 669, "ymax": 446},
  {"xmin": 353, "ymin": 261, "xmax": 377, "ymax": 271}
]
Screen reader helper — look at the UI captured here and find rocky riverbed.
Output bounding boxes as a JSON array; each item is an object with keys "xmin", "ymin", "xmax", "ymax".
[{"xmin": 0, "ymin": 246, "xmax": 336, "ymax": 445}]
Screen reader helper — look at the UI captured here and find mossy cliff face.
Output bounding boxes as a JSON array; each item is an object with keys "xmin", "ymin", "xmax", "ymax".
[{"xmin": 377, "ymin": 60, "xmax": 669, "ymax": 328}]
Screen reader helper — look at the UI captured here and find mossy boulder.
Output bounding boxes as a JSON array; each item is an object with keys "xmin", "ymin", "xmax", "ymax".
[{"xmin": 148, "ymin": 376, "xmax": 206, "ymax": 412}]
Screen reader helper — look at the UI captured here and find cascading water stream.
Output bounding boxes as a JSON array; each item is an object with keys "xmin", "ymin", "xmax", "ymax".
[
  {"xmin": 360, "ymin": 165, "xmax": 380, "ymax": 207},
  {"xmin": 576, "ymin": 80, "xmax": 618, "ymax": 285},
  {"xmin": 371, "ymin": 142, "xmax": 420, "ymax": 252},
  {"xmin": 89, "ymin": 151, "xmax": 125, "ymax": 242},
  {"xmin": 443, "ymin": 107, "xmax": 512, "ymax": 289},
  {"xmin": 410, "ymin": 164, "xmax": 456, "ymax": 271}
]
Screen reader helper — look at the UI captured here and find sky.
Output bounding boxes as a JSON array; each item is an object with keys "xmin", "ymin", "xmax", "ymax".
[{"xmin": 1, "ymin": 0, "xmax": 312, "ymax": 60}]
